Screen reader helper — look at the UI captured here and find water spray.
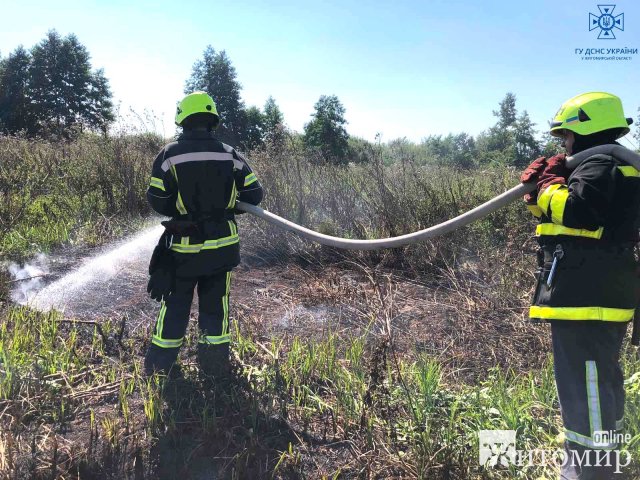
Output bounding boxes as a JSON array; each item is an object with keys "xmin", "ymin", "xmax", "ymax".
[{"xmin": 17, "ymin": 225, "xmax": 163, "ymax": 314}]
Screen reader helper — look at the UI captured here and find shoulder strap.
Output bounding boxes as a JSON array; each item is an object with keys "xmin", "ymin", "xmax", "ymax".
[{"xmin": 582, "ymin": 153, "xmax": 615, "ymax": 163}]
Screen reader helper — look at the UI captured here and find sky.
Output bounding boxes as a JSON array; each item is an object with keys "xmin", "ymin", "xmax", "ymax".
[{"xmin": 2, "ymin": 0, "xmax": 639, "ymax": 144}]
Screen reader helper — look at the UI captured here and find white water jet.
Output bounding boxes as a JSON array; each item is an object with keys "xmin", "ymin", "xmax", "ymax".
[{"xmin": 22, "ymin": 225, "xmax": 163, "ymax": 314}]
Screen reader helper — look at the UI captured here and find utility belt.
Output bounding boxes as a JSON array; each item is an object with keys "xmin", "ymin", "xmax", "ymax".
[
  {"xmin": 536, "ymin": 239, "xmax": 636, "ymax": 257},
  {"xmin": 162, "ymin": 211, "xmax": 235, "ymax": 237},
  {"xmin": 535, "ymin": 240, "xmax": 636, "ymax": 278},
  {"xmin": 161, "ymin": 212, "xmax": 239, "ymax": 254}
]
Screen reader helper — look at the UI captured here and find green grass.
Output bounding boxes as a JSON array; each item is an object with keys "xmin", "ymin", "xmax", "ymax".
[
  {"xmin": 2, "ymin": 134, "xmax": 640, "ymax": 478},
  {"xmin": 3, "ymin": 300, "xmax": 640, "ymax": 478}
]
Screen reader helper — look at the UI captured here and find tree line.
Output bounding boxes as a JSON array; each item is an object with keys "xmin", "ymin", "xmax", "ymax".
[
  {"xmin": 0, "ymin": 31, "xmax": 113, "ymax": 138},
  {"xmin": 1, "ymin": 31, "xmax": 637, "ymax": 167}
]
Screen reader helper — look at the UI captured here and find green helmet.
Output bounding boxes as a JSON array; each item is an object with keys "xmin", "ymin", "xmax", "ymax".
[
  {"xmin": 175, "ymin": 91, "xmax": 219, "ymax": 126},
  {"xmin": 549, "ymin": 91, "xmax": 632, "ymax": 138}
]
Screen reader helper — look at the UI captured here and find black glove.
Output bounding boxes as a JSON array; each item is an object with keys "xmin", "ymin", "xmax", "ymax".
[{"xmin": 147, "ymin": 240, "xmax": 175, "ymax": 302}]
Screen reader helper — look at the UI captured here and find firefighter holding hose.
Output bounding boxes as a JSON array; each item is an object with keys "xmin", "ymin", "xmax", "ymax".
[
  {"xmin": 521, "ymin": 92, "xmax": 638, "ymax": 479},
  {"xmin": 144, "ymin": 91, "xmax": 263, "ymax": 378}
]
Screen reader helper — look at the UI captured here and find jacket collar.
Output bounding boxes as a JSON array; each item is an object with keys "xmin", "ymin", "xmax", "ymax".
[{"xmin": 179, "ymin": 129, "xmax": 217, "ymax": 140}]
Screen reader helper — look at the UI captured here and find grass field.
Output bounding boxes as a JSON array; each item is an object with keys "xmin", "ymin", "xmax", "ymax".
[{"xmin": 1, "ymin": 133, "xmax": 640, "ymax": 479}]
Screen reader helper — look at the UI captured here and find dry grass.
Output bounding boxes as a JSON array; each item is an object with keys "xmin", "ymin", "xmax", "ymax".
[{"xmin": 2, "ymin": 135, "xmax": 640, "ymax": 478}]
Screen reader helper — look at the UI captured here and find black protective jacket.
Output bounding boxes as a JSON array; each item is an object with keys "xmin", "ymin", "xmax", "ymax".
[
  {"xmin": 147, "ymin": 130, "xmax": 263, "ymax": 277},
  {"xmin": 530, "ymin": 150, "xmax": 640, "ymax": 322}
]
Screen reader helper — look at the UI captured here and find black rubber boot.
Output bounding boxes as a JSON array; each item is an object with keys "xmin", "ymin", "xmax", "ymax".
[
  {"xmin": 197, "ymin": 342, "xmax": 230, "ymax": 379},
  {"xmin": 144, "ymin": 344, "xmax": 181, "ymax": 378}
]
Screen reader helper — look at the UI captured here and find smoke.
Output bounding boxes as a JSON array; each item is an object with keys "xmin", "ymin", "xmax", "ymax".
[{"xmin": 8, "ymin": 253, "xmax": 50, "ymax": 304}]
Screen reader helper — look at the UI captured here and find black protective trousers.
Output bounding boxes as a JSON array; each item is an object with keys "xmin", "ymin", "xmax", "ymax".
[
  {"xmin": 551, "ymin": 321, "xmax": 628, "ymax": 479},
  {"xmin": 148, "ymin": 271, "xmax": 232, "ymax": 365}
]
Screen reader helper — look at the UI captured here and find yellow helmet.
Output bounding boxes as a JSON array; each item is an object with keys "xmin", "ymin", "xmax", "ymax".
[
  {"xmin": 175, "ymin": 91, "xmax": 219, "ymax": 126},
  {"xmin": 549, "ymin": 92, "xmax": 632, "ymax": 138}
]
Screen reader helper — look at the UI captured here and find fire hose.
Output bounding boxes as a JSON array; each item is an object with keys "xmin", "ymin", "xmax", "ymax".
[
  {"xmin": 236, "ymin": 144, "xmax": 640, "ymax": 250},
  {"xmin": 236, "ymin": 144, "xmax": 640, "ymax": 343}
]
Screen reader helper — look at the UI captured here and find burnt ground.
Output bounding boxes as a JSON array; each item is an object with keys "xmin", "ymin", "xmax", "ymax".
[
  {"xmin": 23, "ymin": 258, "xmax": 549, "ymax": 383},
  {"xmin": 229, "ymin": 261, "xmax": 550, "ymax": 382},
  {"xmin": 11, "ymin": 229, "xmax": 550, "ymax": 383},
  {"xmin": 5, "ymin": 238, "xmax": 552, "ymax": 479}
]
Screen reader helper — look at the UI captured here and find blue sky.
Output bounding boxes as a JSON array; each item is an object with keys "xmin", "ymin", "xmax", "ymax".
[{"xmin": 2, "ymin": 0, "xmax": 639, "ymax": 144}]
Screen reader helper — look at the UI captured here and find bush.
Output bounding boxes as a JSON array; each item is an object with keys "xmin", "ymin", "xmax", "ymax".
[
  {"xmin": 244, "ymin": 140, "xmax": 534, "ymax": 278},
  {"xmin": 0, "ymin": 132, "xmax": 162, "ymax": 258}
]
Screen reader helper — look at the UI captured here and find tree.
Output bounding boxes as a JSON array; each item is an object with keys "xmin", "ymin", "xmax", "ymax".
[
  {"xmin": 241, "ymin": 106, "xmax": 265, "ymax": 150},
  {"xmin": 477, "ymin": 93, "xmax": 541, "ymax": 166},
  {"xmin": 513, "ymin": 111, "xmax": 540, "ymax": 167},
  {"xmin": 0, "ymin": 46, "xmax": 34, "ymax": 134},
  {"xmin": 84, "ymin": 68, "xmax": 113, "ymax": 132},
  {"xmin": 28, "ymin": 31, "xmax": 114, "ymax": 136},
  {"xmin": 263, "ymin": 96, "xmax": 286, "ymax": 147},
  {"xmin": 450, "ymin": 133, "xmax": 477, "ymax": 168},
  {"xmin": 423, "ymin": 135, "xmax": 454, "ymax": 165},
  {"xmin": 493, "ymin": 92, "xmax": 517, "ymax": 129},
  {"xmin": 348, "ymin": 136, "xmax": 376, "ymax": 163},
  {"xmin": 185, "ymin": 46, "xmax": 245, "ymax": 146},
  {"xmin": 304, "ymin": 95, "xmax": 349, "ymax": 163},
  {"xmin": 421, "ymin": 133, "xmax": 477, "ymax": 168}
]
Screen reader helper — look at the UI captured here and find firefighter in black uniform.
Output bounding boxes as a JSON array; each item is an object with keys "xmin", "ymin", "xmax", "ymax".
[
  {"xmin": 521, "ymin": 92, "xmax": 638, "ymax": 479},
  {"xmin": 144, "ymin": 91, "xmax": 263, "ymax": 377}
]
